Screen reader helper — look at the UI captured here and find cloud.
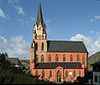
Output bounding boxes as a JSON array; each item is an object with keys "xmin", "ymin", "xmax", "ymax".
[
  {"xmin": 18, "ymin": 18, "xmax": 30, "ymax": 28},
  {"xmin": 90, "ymin": 15, "xmax": 100, "ymax": 22},
  {"xmin": 95, "ymin": 37, "xmax": 100, "ymax": 50},
  {"xmin": 0, "ymin": 8, "xmax": 6, "ymax": 19},
  {"xmin": 8, "ymin": 0, "xmax": 19, "ymax": 4},
  {"xmin": 0, "ymin": 35, "xmax": 30, "ymax": 60},
  {"xmin": 94, "ymin": 16, "xmax": 100, "ymax": 20},
  {"xmin": 0, "ymin": 35, "xmax": 8, "ymax": 52},
  {"xmin": 8, "ymin": 0, "xmax": 25, "ymax": 16},
  {"xmin": 30, "ymin": 16, "xmax": 34, "ymax": 21},
  {"xmin": 89, "ymin": 30, "xmax": 94, "ymax": 34},
  {"xmin": 70, "ymin": 33, "xmax": 100, "ymax": 56},
  {"xmin": 14, "ymin": 6, "xmax": 25, "ymax": 16}
]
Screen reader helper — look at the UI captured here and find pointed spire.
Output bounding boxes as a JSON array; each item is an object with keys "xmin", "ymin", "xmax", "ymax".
[{"xmin": 36, "ymin": 3, "xmax": 44, "ymax": 26}]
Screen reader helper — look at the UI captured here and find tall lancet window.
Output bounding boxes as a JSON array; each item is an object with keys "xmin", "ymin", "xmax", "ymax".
[
  {"xmin": 56, "ymin": 54, "xmax": 58, "ymax": 62},
  {"xmin": 49, "ymin": 54, "xmax": 51, "ymax": 62},
  {"xmin": 73, "ymin": 70, "xmax": 76, "ymax": 77},
  {"xmin": 77, "ymin": 54, "xmax": 80, "ymax": 61},
  {"xmin": 36, "ymin": 55, "xmax": 38, "ymax": 62},
  {"xmin": 82, "ymin": 54, "xmax": 85, "ymax": 65},
  {"xmin": 41, "ymin": 43, "xmax": 44, "ymax": 50},
  {"xmin": 66, "ymin": 70, "xmax": 68, "ymax": 77},
  {"xmin": 42, "ymin": 70, "xmax": 45, "ymax": 79},
  {"xmin": 35, "ymin": 70, "xmax": 38, "ymax": 76},
  {"xmin": 63, "ymin": 54, "xmax": 66, "ymax": 61},
  {"xmin": 41, "ymin": 55, "xmax": 44, "ymax": 62},
  {"xmin": 70, "ymin": 54, "xmax": 73, "ymax": 61},
  {"xmin": 50, "ymin": 70, "xmax": 52, "ymax": 78},
  {"xmin": 35, "ymin": 43, "xmax": 38, "ymax": 50}
]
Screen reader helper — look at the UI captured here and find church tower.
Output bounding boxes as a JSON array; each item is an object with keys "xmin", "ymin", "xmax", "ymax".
[{"xmin": 30, "ymin": 3, "xmax": 47, "ymax": 70}]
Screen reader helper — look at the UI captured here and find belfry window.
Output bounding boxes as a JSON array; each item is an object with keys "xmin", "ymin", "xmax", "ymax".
[
  {"xmin": 41, "ymin": 55, "xmax": 44, "ymax": 62},
  {"xmin": 70, "ymin": 54, "xmax": 73, "ymax": 61},
  {"xmin": 63, "ymin": 54, "xmax": 66, "ymax": 61},
  {"xmin": 35, "ymin": 43, "xmax": 38, "ymax": 50},
  {"xmin": 42, "ymin": 70, "xmax": 45, "ymax": 79},
  {"xmin": 50, "ymin": 70, "xmax": 52, "ymax": 78},
  {"xmin": 77, "ymin": 54, "xmax": 80, "ymax": 61},
  {"xmin": 56, "ymin": 54, "xmax": 58, "ymax": 61},
  {"xmin": 41, "ymin": 43, "xmax": 44, "ymax": 50},
  {"xmin": 49, "ymin": 54, "xmax": 51, "ymax": 62}
]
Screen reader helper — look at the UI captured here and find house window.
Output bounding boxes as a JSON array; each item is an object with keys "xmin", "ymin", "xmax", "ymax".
[
  {"xmin": 77, "ymin": 54, "xmax": 80, "ymax": 61},
  {"xmin": 66, "ymin": 70, "xmax": 68, "ymax": 77},
  {"xmin": 73, "ymin": 70, "xmax": 76, "ymax": 77},
  {"xmin": 63, "ymin": 54, "xmax": 66, "ymax": 61},
  {"xmin": 82, "ymin": 54, "xmax": 85, "ymax": 65},
  {"xmin": 41, "ymin": 55, "xmax": 44, "ymax": 62},
  {"xmin": 42, "ymin": 70, "xmax": 45, "ymax": 79},
  {"xmin": 50, "ymin": 70, "xmax": 52, "ymax": 78},
  {"xmin": 35, "ymin": 43, "xmax": 38, "ymax": 50},
  {"xmin": 79, "ymin": 70, "xmax": 81, "ymax": 76},
  {"xmin": 95, "ymin": 75, "xmax": 98, "ymax": 82},
  {"xmin": 41, "ymin": 43, "xmax": 44, "ymax": 50},
  {"xmin": 56, "ymin": 54, "xmax": 58, "ymax": 61},
  {"xmin": 35, "ymin": 70, "xmax": 38, "ymax": 76},
  {"xmin": 70, "ymin": 54, "xmax": 73, "ymax": 61},
  {"xmin": 49, "ymin": 54, "xmax": 51, "ymax": 62}
]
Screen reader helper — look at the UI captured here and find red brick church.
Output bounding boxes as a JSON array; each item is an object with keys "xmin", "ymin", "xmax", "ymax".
[{"xmin": 30, "ymin": 3, "xmax": 88, "ymax": 82}]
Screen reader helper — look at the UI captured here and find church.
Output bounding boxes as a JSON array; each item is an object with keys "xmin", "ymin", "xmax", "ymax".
[{"xmin": 30, "ymin": 3, "xmax": 88, "ymax": 82}]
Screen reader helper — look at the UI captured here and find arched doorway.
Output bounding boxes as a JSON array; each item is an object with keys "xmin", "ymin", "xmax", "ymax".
[{"xmin": 57, "ymin": 70, "xmax": 61, "ymax": 82}]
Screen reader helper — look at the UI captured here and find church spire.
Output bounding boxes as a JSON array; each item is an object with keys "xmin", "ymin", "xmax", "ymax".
[{"xmin": 36, "ymin": 3, "xmax": 44, "ymax": 26}]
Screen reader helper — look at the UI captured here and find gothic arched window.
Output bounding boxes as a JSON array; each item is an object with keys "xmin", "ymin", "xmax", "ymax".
[
  {"xmin": 82, "ymin": 54, "xmax": 85, "ymax": 65},
  {"xmin": 50, "ymin": 70, "xmax": 52, "ymax": 78},
  {"xmin": 63, "ymin": 54, "xmax": 66, "ymax": 61},
  {"xmin": 35, "ymin": 70, "xmax": 38, "ymax": 76},
  {"xmin": 41, "ymin": 55, "xmax": 44, "ymax": 62},
  {"xmin": 77, "ymin": 54, "xmax": 80, "ymax": 61},
  {"xmin": 35, "ymin": 43, "xmax": 38, "ymax": 50},
  {"xmin": 73, "ymin": 70, "xmax": 76, "ymax": 77},
  {"xmin": 41, "ymin": 43, "xmax": 44, "ymax": 50},
  {"xmin": 70, "ymin": 54, "xmax": 73, "ymax": 61},
  {"xmin": 79, "ymin": 70, "xmax": 81, "ymax": 76},
  {"xmin": 36, "ymin": 55, "xmax": 38, "ymax": 62},
  {"xmin": 42, "ymin": 70, "xmax": 45, "ymax": 79},
  {"xmin": 56, "ymin": 54, "xmax": 58, "ymax": 61},
  {"xmin": 49, "ymin": 54, "xmax": 51, "ymax": 62},
  {"xmin": 66, "ymin": 70, "xmax": 68, "ymax": 77}
]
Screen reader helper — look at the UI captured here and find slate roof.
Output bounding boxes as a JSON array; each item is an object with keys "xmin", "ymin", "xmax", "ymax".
[
  {"xmin": 36, "ymin": 3, "xmax": 44, "ymax": 27},
  {"xmin": 91, "ymin": 61, "xmax": 100, "ymax": 66},
  {"xmin": 47, "ymin": 41, "xmax": 88, "ymax": 53},
  {"xmin": 35, "ymin": 62, "xmax": 82, "ymax": 69},
  {"xmin": 7, "ymin": 58, "xmax": 22, "ymax": 66}
]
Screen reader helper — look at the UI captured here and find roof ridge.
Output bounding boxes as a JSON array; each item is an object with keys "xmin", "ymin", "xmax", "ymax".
[{"xmin": 47, "ymin": 40, "xmax": 83, "ymax": 42}]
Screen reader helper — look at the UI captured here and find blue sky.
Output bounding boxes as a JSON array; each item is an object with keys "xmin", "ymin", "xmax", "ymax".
[{"xmin": 0, "ymin": 0, "xmax": 100, "ymax": 59}]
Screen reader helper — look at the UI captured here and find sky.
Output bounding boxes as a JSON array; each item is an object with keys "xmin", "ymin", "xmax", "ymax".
[{"xmin": 0, "ymin": 0, "xmax": 100, "ymax": 60}]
